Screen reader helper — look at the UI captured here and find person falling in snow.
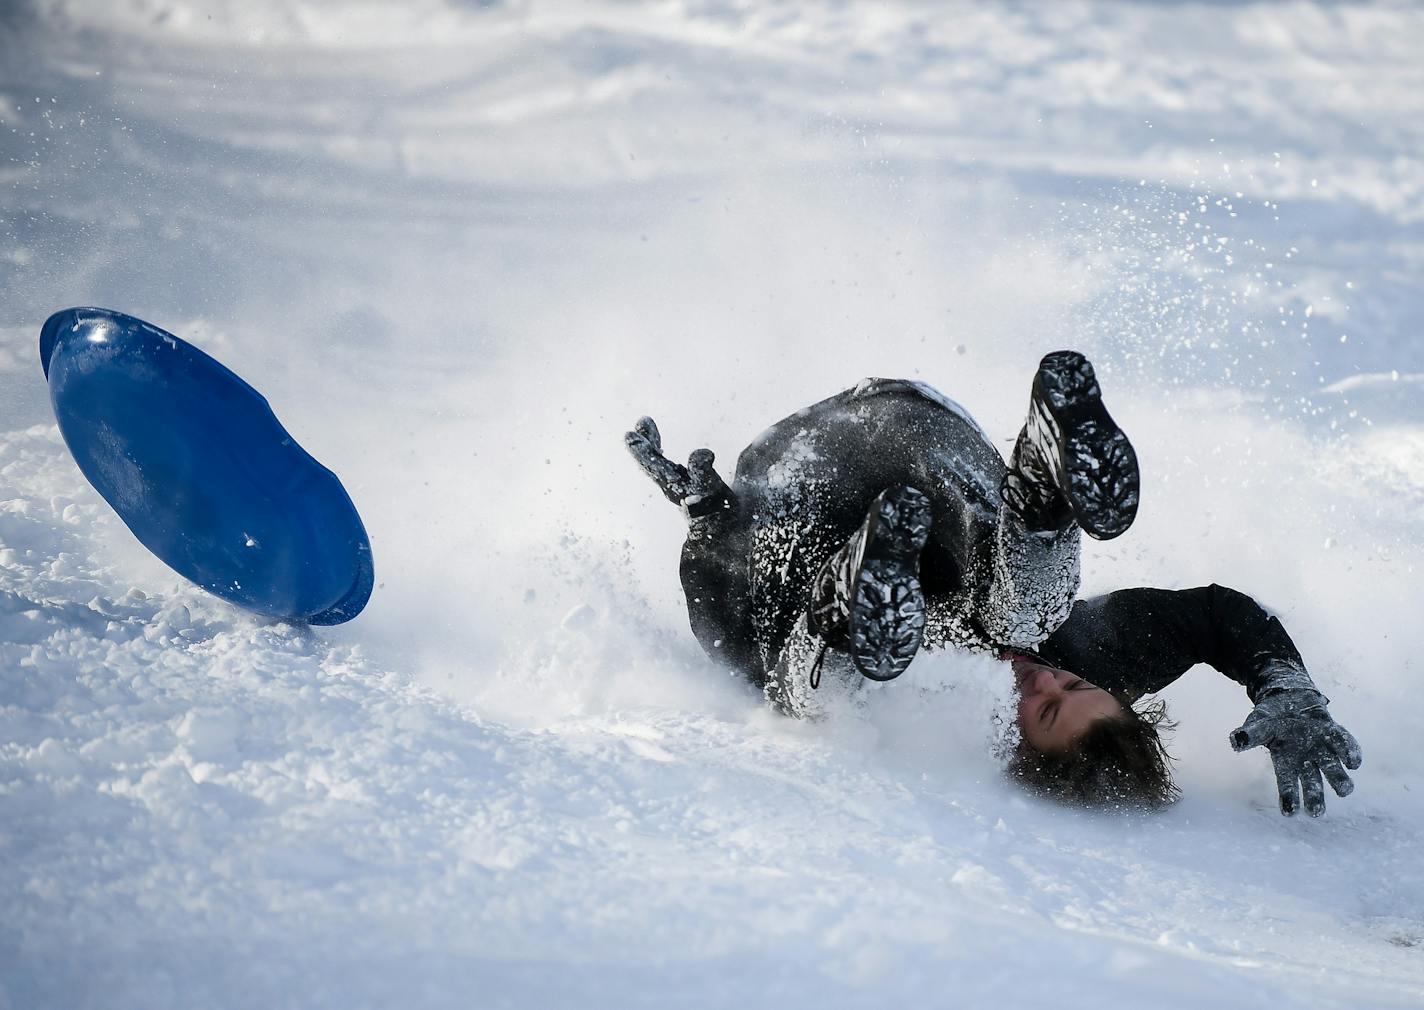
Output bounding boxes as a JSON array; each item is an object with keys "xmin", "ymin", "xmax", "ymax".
[{"xmin": 625, "ymin": 352, "xmax": 1362, "ymax": 813}]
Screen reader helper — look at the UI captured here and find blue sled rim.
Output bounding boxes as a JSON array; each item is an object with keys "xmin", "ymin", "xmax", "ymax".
[{"xmin": 40, "ymin": 307, "xmax": 374, "ymax": 626}]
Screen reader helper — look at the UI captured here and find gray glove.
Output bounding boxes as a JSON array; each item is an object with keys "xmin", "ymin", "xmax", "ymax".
[
  {"xmin": 1229, "ymin": 665, "xmax": 1362, "ymax": 817},
  {"xmin": 624, "ymin": 416, "xmax": 732, "ymax": 519}
]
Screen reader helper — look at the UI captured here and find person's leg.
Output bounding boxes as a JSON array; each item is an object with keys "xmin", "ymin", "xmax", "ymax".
[
  {"xmin": 762, "ymin": 484, "xmax": 932, "ymax": 712},
  {"xmin": 762, "ymin": 611, "xmax": 863, "ymax": 718},
  {"xmin": 966, "ymin": 350, "xmax": 1137, "ymax": 651},
  {"xmin": 639, "ymin": 356, "xmax": 1136, "ymax": 712},
  {"xmin": 917, "ymin": 491, "xmax": 1081, "ymax": 655},
  {"xmin": 1002, "ymin": 351, "xmax": 1139, "ymax": 541},
  {"xmin": 765, "ymin": 349, "xmax": 1129, "ymax": 702},
  {"xmin": 624, "ymin": 407, "xmax": 917, "ymax": 702},
  {"xmin": 975, "ymin": 503, "xmax": 1081, "ymax": 650}
]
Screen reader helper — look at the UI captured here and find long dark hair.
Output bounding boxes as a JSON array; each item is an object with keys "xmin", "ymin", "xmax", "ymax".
[{"xmin": 1008, "ymin": 696, "xmax": 1180, "ymax": 810}]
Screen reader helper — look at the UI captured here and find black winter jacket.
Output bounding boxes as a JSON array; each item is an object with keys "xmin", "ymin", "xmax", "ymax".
[{"xmin": 1039, "ymin": 584, "xmax": 1307, "ymax": 703}]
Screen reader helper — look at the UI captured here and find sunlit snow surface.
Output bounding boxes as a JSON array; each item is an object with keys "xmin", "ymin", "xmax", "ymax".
[{"xmin": 4, "ymin": 1, "xmax": 1424, "ymax": 1007}]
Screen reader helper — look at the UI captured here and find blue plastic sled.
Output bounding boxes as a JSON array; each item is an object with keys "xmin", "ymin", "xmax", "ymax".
[{"xmin": 40, "ymin": 307, "xmax": 373, "ymax": 625}]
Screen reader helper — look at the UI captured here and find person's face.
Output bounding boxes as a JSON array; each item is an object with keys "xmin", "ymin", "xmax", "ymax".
[{"xmin": 1013, "ymin": 657, "xmax": 1126, "ymax": 754}]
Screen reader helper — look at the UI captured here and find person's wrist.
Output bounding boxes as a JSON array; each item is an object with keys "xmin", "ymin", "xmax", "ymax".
[
  {"xmin": 683, "ymin": 491, "xmax": 731, "ymax": 520},
  {"xmin": 1251, "ymin": 663, "xmax": 1319, "ymax": 703}
]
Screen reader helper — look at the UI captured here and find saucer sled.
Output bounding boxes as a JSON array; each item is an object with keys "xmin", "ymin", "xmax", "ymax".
[{"xmin": 40, "ymin": 307, "xmax": 373, "ymax": 625}]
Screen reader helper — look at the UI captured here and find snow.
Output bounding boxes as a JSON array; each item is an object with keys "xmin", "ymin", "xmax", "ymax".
[{"xmin": 4, "ymin": 0, "xmax": 1424, "ymax": 1007}]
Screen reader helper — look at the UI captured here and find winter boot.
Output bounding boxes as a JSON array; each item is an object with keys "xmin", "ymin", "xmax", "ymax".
[
  {"xmin": 1002, "ymin": 351, "xmax": 1139, "ymax": 541},
  {"xmin": 807, "ymin": 485, "xmax": 932, "ymax": 681}
]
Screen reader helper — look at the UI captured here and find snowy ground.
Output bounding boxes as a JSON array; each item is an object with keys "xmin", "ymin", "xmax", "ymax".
[{"xmin": 4, "ymin": 1, "xmax": 1424, "ymax": 1007}]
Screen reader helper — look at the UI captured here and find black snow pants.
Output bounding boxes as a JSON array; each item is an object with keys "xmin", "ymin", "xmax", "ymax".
[{"xmin": 679, "ymin": 379, "xmax": 1081, "ymax": 715}]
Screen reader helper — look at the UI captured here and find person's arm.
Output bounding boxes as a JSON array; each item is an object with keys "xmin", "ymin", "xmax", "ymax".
[
  {"xmin": 1040, "ymin": 585, "xmax": 1362, "ymax": 816},
  {"xmin": 1040, "ymin": 584, "xmax": 1304, "ymax": 700},
  {"xmin": 626, "ymin": 415, "xmax": 761, "ymax": 685},
  {"xmin": 625, "ymin": 416, "xmax": 735, "ymax": 520}
]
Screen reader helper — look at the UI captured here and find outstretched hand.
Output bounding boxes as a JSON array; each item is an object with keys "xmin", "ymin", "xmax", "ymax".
[
  {"xmin": 624, "ymin": 416, "xmax": 731, "ymax": 515},
  {"xmin": 1230, "ymin": 686, "xmax": 1362, "ymax": 817}
]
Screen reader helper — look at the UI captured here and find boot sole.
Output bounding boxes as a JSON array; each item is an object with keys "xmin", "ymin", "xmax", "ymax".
[
  {"xmin": 848, "ymin": 486, "xmax": 931, "ymax": 681},
  {"xmin": 1033, "ymin": 352, "xmax": 1140, "ymax": 541}
]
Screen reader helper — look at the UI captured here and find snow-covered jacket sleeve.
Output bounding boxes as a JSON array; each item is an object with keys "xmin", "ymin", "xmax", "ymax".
[{"xmin": 1036, "ymin": 584, "xmax": 1310, "ymax": 703}]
